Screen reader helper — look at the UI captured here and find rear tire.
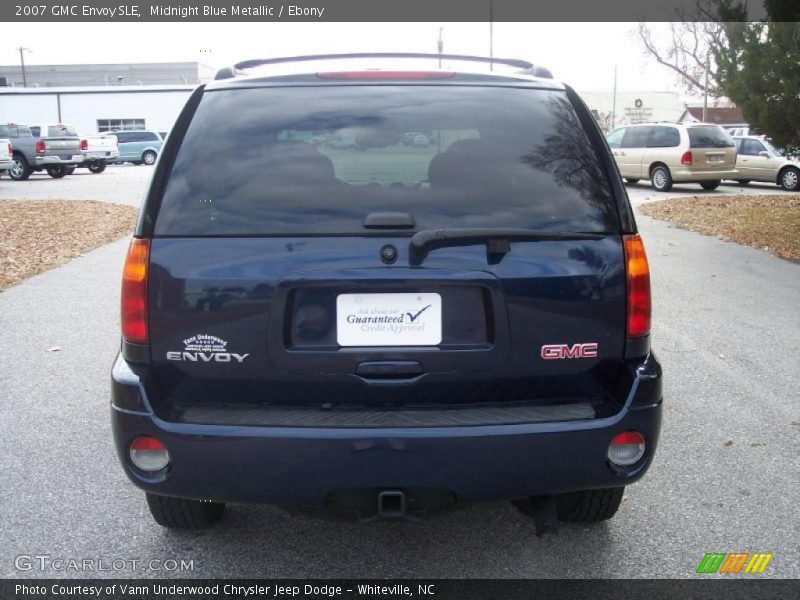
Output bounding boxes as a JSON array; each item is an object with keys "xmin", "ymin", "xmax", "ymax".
[
  {"xmin": 736, "ymin": 179, "xmax": 750, "ymax": 185},
  {"xmin": 625, "ymin": 178, "xmax": 640, "ymax": 184},
  {"xmin": 650, "ymin": 165, "xmax": 672, "ymax": 192},
  {"xmin": 779, "ymin": 166, "xmax": 799, "ymax": 191},
  {"xmin": 145, "ymin": 493, "xmax": 225, "ymax": 529},
  {"xmin": 700, "ymin": 180, "xmax": 720, "ymax": 190},
  {"xmin": 9, "ymin": 154, "xmax": 32, "ymax": 181},
  {"xmin": 46, "ymin": 166, "xmax": 68, "ymax": 178},
  {"xmin": 142, "ymin": 150, "xmax": 157, "ymax": 166},
  {"xmin": 555, "ymin": 487, "xmax": 625, "ymax": 522},
  {"xmin": 87, "ymin": 160, "xmax": 107, "ymax": 174},
  {"xmin": 64, "ymin": 166, "xmax": 76, "ymax": 175}
]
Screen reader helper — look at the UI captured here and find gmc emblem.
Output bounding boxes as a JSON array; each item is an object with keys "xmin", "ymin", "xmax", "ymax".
[{"xmin": 540, "ymin": 343, "xmax": 598, "ymax": 360}]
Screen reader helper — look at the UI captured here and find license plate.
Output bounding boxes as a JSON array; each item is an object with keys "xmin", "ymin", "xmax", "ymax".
[
  {"xmin": 336, "ymin": 293, "xmax": 442, "ymax": 347},
  {"xmin": 707, "ymin": 155, "xmax": 723, "ymax": 163}
]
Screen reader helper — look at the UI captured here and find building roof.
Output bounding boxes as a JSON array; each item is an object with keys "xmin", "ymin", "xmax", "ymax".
[{"xmin": 682, "ymin": 106, "xmax": 747, "ymax": 125}]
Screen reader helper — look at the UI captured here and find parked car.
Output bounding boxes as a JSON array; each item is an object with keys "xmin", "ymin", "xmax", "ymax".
[
  {"xmin": 606, "ymin": 122, "xmax": 738, "ymax": 191},
  {"xmin": 112, "ymin": 53, "xmax": 662, "ymax": 530},
  {"xmin": 731, "ymin": 136, "xmax": 800, "ymax": 191},
  {"xmin": 77, "ymin": 134, "xmax": 119, "ymax": 173},
  {"xmin": 104, "ymin": 130, "xmax": 162, "ymax": 165},
  {"xmin": 0, "ymin": 138, "xmax": 12, "ymax": 177},
  {"xmin": 2, "ymin": 122, "xmax": 83, "ymax": 180}
]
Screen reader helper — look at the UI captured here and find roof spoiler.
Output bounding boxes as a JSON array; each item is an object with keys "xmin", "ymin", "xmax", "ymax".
[{"xmin": 214, "ymin": 52, "xmax": 552, "ymax": 80}]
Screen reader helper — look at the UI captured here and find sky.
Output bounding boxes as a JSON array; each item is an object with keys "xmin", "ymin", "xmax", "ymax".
[{"xmin": 0, "ymin": 21, "xmax": 686, "ymax": 94}]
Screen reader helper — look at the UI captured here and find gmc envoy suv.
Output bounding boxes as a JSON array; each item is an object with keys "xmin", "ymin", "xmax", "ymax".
[{"xmin": 111, "ymin": 54, "xmax": 663, "ymax": 530}]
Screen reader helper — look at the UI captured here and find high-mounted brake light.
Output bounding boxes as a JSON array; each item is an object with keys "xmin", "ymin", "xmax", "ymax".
[
  {"xmin": 121, "ymin": 238, "xmax": 150, "ymax": 344},
  {"xmin": 681, "ymin": 151, "xmax": 693, "ymax": 166},
  {"xmin": 35, "ymin": 140, "xmax": 46, "ymax": 154},
  {"xmin": 80, "ymin": 139, "xmax": 88, "ymax": 151},
  {"xmin": 623, "ymin": 234, "xmax": 651, "ymax": 339},
  {"xmin": 316, "ymin": 71, "xmax": 455, "ymax": 80}
]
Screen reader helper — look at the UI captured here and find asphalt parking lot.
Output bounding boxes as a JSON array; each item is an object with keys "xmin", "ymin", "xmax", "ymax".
[{"xmin": 0, "ymin": 166, "xmax": 798, "ymax": 578}]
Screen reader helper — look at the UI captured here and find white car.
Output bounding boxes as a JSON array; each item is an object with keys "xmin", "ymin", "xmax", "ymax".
[
  {"xmin": 731, "ymin": 136, "xmax": 800, "ymax": 191},
  {"xmin": 0, "ymin": 138, "xmax": 12, "ymax": 177},
  {"xmin": 77, "ymin": 134, "xmax": 119, "ymax": 174}
]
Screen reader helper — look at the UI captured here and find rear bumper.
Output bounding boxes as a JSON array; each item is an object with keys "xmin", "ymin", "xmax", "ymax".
[
  {"xmin": 671, "ymin": 168, "xmax": 737, "ymax": 181},
  {"xmin": 34, "ymin": 154, "xmax": 82, "ymax": 166},
  {"xmin": 81, "ymin": 150, "xmax": 119, "ymax": 161},
  {"xmin": 111, "ymin": 354, "xmax": 663, "ymax": 505}
]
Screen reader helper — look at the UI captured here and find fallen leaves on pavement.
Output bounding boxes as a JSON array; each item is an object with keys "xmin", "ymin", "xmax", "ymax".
[
  {"xmin": 0, "ymin": 200, "xmax": 138, "ymax": 291},
  {"xmin": 640, "ymin": 194, "xmax": 800, "ymax": 261}
]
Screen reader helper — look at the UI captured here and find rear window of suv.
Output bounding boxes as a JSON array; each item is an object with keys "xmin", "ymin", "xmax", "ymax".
[
  {"xmin": 688, "ymin": 126, "xmax": 735, "ymax": 148},
  {"xmin": 155, "ymin": 85, "xmax": 618, "ymax": 236}
]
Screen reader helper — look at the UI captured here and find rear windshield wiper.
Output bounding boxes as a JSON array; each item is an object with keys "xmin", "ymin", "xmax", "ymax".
[{"xmin": 409, "ymin": 228, "xmax": 605, "ymax": 264}]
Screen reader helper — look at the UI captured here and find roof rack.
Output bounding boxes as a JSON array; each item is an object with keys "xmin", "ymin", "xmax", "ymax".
[{"xmin": 214, "ymin": 53, "xmax": 552, "ymax": 80}]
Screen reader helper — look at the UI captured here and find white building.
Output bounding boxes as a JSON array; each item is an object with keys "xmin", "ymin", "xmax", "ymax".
[
  {"xmin": 579, "ymin": 90, "xmax": 687, "ymax": 131},
  {"xmin": 0, "ymin": 85, "xmax": 195, "ymax": 135}
]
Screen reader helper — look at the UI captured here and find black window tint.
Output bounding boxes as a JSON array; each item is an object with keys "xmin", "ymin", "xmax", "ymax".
[
  {"xmin": 141, "ymin": 132, "xmax": 159, "ymax": 141},
  {"xmin": 621, "ymin": 127, "xmax": 651, "ymax": 148},
  {"xmin": 30, "ymin": 126, "xmax": 41, "ymax": 137},
  {"xmin": 155, "ymin": 86, "xmax": 618, "ymax": 236},
  {"xmin": 648, "ymin": 126, "xmax": 680, "ymax": 148},
  {"xmin": 688, "ymin": 126, "xmax": 735, "ymax": 148},
  {"xmin": 115, "ymin": 132, "xmax": 132, "ymax": 142}
]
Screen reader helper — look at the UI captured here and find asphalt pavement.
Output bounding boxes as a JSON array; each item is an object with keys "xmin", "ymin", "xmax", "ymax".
[{"xmin": 0, "ymin": 167, "xmax": 798, "ymax": 578}]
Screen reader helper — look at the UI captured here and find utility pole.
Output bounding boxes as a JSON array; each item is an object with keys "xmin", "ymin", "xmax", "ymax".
[
  {"xmin": 702, "ymin": 52, "xmax": 709, "ymax": 122},
  {"xmin": 437, "ymin": 27, "xmax": 443, "ymax": 68},
  {"xmin": 611, "ymin": 65, "xmax": 618, "ymax": 130},
  {"xmin": 17, "ymin": 47, "xmax": 31, "ymax": 87},
  {"xmin": 489, "ymin": 0, "xmax": 494, "ymax": 71}
]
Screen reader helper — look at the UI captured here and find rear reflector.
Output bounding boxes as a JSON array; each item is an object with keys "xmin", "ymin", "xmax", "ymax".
[
  {"xmin": 681, "ymin": 151, "xmax": 693, "ymax": 166},
  {"xmin": 316, "ymin": 71, "xmax": 455, "ymax": 80},
  {"xmin": 608, "ymin": 431, "xmax": 646, "ymax": 466},
  {"xmin": 623, "ymin": 234, "xmax": 651, "ymax": 339},
  {"xmin": 129, "ymin": 436, "xmax": 170, "ymax": 472},
  {"xmin": 121, "ymin": 238, "xmax": 150, "ymax": 344}
]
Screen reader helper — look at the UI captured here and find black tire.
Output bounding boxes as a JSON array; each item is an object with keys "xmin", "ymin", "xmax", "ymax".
[
  {"xmin": 779, "ymin": 166, "xmax": 799, "ymax": 191},
  {"xmin": 64, "ymin": 166, "xmax": 76, "ymax": 175},
  {"xmin": 87, "ymin": 160, "xmax": 107, "ymax": 174},
  {"xmin": 145, "ymin": 493, "xmax": 225, "ymax": 529},
  {"xmin": 736, "ymin": 179, "xmax": 750, "ymax": 185},
  {"xmin": 650, "ymin": 165, "xmax": 672, "ymax": 192},
  {"xmin": 46, "ymin": 166, "xmax": 68, "ymax": 179},
  {"xmin": 142, "ymin": 150, "xmax": 157, "ymax": 166},
  {"xmin": 700, "ymin": 180, "xmax": 721, "ymax": 190},
  {"xmin": 132, "ymin": 161, "xmax": 142, "ymax": 166},
  {"xmin": 625, "ymin": 178, "xmax": 640, "ymax": 184},
  {"xmin": 9, "ymin": 154, "xmax": 32, "ymax": 181},
  {"xmin": 555, "ymin": 487, "xmax": 625, "ymax": 523}
]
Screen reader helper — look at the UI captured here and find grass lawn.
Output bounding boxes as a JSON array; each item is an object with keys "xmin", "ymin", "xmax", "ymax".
[
  {"xmin": 639, "ymin": 194, "xmax": 800, "ymax": 261},
  {"xmin": 0, "ymin": 200, "xmax": 137, "ymax": 290}
]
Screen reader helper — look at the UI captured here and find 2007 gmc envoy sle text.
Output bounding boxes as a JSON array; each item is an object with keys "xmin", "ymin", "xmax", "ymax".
[{"xmin": 110, "ymin": 53, "xmax": 663, "ymax": 530}]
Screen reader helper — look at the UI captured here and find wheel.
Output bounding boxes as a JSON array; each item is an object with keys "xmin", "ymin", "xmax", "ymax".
[
  {"xmin": 779, "ymin": 166, "xmax": 799, "ymax": 191},
  {"xmin": 145, "ymin": 493, "xmax": 225, "ymax": 529},
  {"xmin": 87, "ymin": 160, "xmax": 107, "ymax": 174},
  {"xmin": 736, "ymin": 179, "xmax": 750, "ymax": 185},
  {"xmin": 46, "ymin": 166, "xmax": 68, "ymax": 178},
  {"xmin": 142, "ymin": 150, "xmax": 157, "ymax": 166},
  {"xmin": 650, "ymin": 165, "xmax": 672, "ymax": 192},
  {"xmin": 625, "ymin": 178, "xmax": 640, "ymax": 184},
  {"xmin": 700, "ymin": 180, "xmax": 720, "ymax": 190},
  {"xmin": 8, "ymin": 154, "xmax": 32, "ymax": 181},
  {"xmin": 554, "ymin": 487, "xmax": 625, "ymax": 522}
]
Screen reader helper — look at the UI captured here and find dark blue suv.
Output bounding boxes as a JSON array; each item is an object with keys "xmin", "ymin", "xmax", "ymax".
[{"xmin": 112, "ymin": 54, "xmax": 662, "ymax": 529}]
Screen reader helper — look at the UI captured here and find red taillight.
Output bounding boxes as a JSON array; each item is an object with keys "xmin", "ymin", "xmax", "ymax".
[
  {"xmin": 129, "ymin": 436, "xmax": 170, "ymax": 472},
  {"xmin": 121, "ymin": 238, "xmax": 150, "ymax": 344},
  {"xmin": 80, "ymin": 139, "xmax": 88, "ymax": 150},
  {"xmin": 623, "ymin": 234, "xmax": 651, "ymax": 339},
  {"xmin": 35, "ymin": 140, "xmax": 46, "ymax": 153},
  {"xmin": 316, "ymin": 71, "xmax": 455, "ymax": 80},
  {"xmin": 680, "ymin": 151, "xmax": 693, "ymax": 166}
]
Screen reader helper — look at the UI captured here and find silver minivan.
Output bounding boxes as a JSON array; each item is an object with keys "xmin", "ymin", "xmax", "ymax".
[{"xmin": 606, "ymin": 122, "xmax": 738, "ymax": 192}]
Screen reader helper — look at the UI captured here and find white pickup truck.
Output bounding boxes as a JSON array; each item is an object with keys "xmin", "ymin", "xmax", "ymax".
[
  {"xmin": 76, "ymin": 134, "xmax": 119, "ymax": 173},
  {"xmin": 0, "ymin": 138, "xmax": 12, "ymax": 178}
]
